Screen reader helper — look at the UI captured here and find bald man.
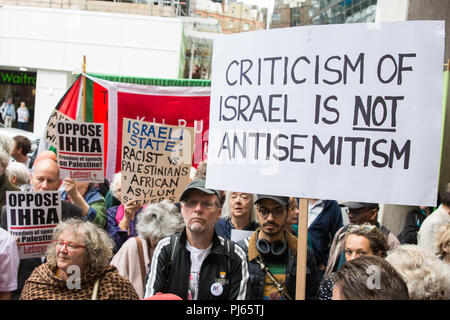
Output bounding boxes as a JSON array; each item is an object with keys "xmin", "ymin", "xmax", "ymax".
[{"xmin": 0, "ymin": 158, "xmax": 82, "ymax": 299}]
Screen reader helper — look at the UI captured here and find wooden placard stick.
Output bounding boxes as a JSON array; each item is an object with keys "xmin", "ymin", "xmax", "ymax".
[
  {"xmin": 295, "ymin": 197, "xmax": 309, "ymax": 300},
  {"xmin": 82, "ymin": 55, "xmax": 87, "ymax": 122}
]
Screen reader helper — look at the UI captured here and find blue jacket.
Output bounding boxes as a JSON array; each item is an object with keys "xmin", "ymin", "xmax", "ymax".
[
  {"xmin": 215, "ymin": 217, "xmax": 259, "ymax": 240},
  {"xmin": 307, "ymin": 200, "xmax": 343, "ymax": 267},
  {"xmin": 61, "ymin": 186, "xmax": 106, "ymax": 227}
]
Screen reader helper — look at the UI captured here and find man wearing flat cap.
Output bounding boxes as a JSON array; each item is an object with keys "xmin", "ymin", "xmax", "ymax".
[
  {"xmin": 323, "ymin": 202, "xmax": 400, "ymax": 279},
  {"xmin": 237, "ymin": 194, "xmax": 320, "ymax": 300},
  {"xmin": 144, "ymin": 179, "xmax": 249, "ymax": 300}
]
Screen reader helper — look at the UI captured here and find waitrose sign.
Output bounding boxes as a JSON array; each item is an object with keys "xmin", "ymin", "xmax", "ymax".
[{"xmin": 0, "ymin": 70, "xmax": 36, "ymax": 86}]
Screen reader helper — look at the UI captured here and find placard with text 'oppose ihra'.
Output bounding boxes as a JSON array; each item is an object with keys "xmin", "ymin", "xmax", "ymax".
[
  {"xmin": 56, "ymin": 120, "xmax": 105, "ymax": 183},
  {"xmin": 206, "ymin": 21, "xmax": 445, "ymax": 206},
  {"xmin": 6, "ymin": 191, "xmax": 62, "ymax": 260},
  {"xmin": 121, "ymin": 118, "xmax": 194, "ymax": 204}
]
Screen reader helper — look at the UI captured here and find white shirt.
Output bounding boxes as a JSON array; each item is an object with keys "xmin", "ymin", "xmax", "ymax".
[
  {"xmin": 308, "ymin": 200, "xmax": 324, "ymax": 227},
  {"xmin": 185, "ymin": 241, "xmax": 212, "ymax": 300},
  {"xmin": 418, "ymin": 205, "xmax": 450, "ymax": 254},
  {"xmin": 16, "ymin": 106, "xmax": 29, "ymax": 123},
  {"xmin": 0, "ymin": 228, "xmax": 20, "ymax": 292}
]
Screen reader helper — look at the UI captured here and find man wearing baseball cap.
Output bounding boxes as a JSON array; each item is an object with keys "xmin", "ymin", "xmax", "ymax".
[
  {"xmin": 323, "ymin": 202, "xmax": 400, "ymax": 279},
  {"xmin": 237, "ymin": 194, "xmax": 320, "ymax": 300},
  {"xmin": 144, "ymin": 179, "xmax": 249, "ymax": 300}
]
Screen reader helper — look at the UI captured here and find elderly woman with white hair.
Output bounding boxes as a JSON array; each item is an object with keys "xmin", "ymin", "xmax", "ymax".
[
  {"xmin": 386, "ymin": 244, "xmax": 450, "ymax": 300},
  {"xmin": 435, "ymin": 223, "xmax": 450, "ymax": 264},
  {"xmin": 214, "ymin": 191, "xmax": 259, "ymax": 240},
  {"xmin": 20, "ymin": 219, "xmax": 139, "ymax": 300},
  {"xmin": 110, "ymin": 199, "xmax": 184, "ymax": 298},
  {"xmin": 6, "ymin": 161, "xmax": 31, "ymax": 191},
  {"xmin": 106, "ymin": 172, "xmax": 145, "ymax": 253},
  {"xmin": 0, "ymin": 149, "xmax": 20, "ymax": 208}
]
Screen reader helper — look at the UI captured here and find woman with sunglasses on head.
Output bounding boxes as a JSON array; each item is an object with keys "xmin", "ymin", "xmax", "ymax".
[
  {"xmin": 20, "ymin": 219, "xmax": 139, "ymax": 300},
  {"xmin": 318, "ymin": 223, "xmax": 389, "ymax": 300}
]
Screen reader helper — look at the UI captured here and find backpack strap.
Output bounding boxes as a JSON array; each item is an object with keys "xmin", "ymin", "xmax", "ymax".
[
  {"xmin": 135, "ymin": 237, "xmax": 147, "ymax": 288},
  {"xmin": 165, "ymin": 233, "xmax": 180, "ymax": 283},
  {"xmin": 170, "ymin": 233, "xmax": 180, "ymax": 263},
  {"xmin": 224, "ymin": 238, "xmax": 234, "ymax": 273}
]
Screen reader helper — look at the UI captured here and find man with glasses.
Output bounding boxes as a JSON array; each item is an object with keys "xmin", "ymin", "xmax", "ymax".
[
  {"xmin": 237, "ymin": 194, "xmax": 320, "ymax": 300},
  {"xmin": 323, "ymin": 202, "xmax": 400, "ymax": 279},
  {"xmin": 144, "ymin": 179, "xmax": 249, "ymax": 300}
]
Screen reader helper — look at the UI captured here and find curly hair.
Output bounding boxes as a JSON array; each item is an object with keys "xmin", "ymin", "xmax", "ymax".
[
  {"xmin": 46, "ymin": 219, "xmax": 115, "ymax": 273},
  {"xmin": 386, "ymin": 244, "xmax": 450, "ymax": 300},
  {"xmin": 136, "ymin": 199, "xmax": 185, "ymax": 241},
  {"xmin": 0, "ymin": 134, "xmax": 14, "ymax": 155},
  {"xmin": 0, "ymin": 151, "xmax": 10, "ymax": 170},
  {"xmin": 221, "ymin": 191, "xmax": 257, "ymax": 223},
  {"xmin": 6, "ymin": 161, "xmax": 30, "ymax": 186},
  {"xmin": 345, "ymin": 223, "xmax": 389, "ymax": 257},
  {"xmin": 109, "ymin": 172, "xmax": 122, "ymax": 200},
  {"xmin": 435, "ymin": 223, "xmax": 450, "ymax": 259}
]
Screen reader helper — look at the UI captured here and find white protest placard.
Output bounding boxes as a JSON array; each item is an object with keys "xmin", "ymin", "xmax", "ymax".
[
  {"xmin": 207, "ymin": 21, "xmax": 445, "ymax": 206},
  {"xmin": 6, "ymin": 191, "xmax": 62, "ymax": 260},
  {"xmin": 44, "ymin": 109, "xmax": 74, "ymax": 148},
  {"xmin": 57, "ymin": 120, "xmax": 104, "ymax": 183},
  {"xmin": 231, "ymin": 229, "xmax": 254, "ymax": 242},
  {"xmin": 121, "ymin": 118, "xmax": 194, "ymax": 204}
]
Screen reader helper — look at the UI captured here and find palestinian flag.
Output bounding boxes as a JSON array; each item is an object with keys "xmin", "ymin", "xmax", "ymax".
[{"xmin": 46, "ymin": 73, "xmax": 211, "ymax": 181}]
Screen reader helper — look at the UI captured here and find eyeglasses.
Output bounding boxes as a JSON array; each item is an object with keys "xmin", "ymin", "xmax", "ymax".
[
  {"xmin": 257, "ymin": 206, "xmax": 286, "ymax": 218},
  {"xmin": 54, "ymin": 240, "xmax": 86, "ymax": 251},
  {"xmin": 183, "ymin": 199, "xmax": 219, "ymax": 210}
]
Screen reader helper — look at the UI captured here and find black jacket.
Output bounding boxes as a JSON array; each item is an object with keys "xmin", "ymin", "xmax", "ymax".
[
  {"xmin": 237, "ymin": 230, "xmax": 321, "ymax": 300},
  {"xmin": 144, "ymin": 230, "xmax": 249, "ymax": 300},
  {"xmin": 398, "ymin": 208, "xmax": 428, "ymax": 244}
]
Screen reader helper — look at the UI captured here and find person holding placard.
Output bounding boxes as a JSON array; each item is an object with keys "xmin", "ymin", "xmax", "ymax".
[
  {"xmin": 61, "ymin": 178, "xmax": 107, "ymax": 228},
  {"xmin": 215, "ymin": 191, "xmax": 259, "ymax": 241},
  {"xmin": 105, "ymin": 172, "xmax": 146, "ymax": 253},
  {"xmin": 237, "ymin": 194, "xmax": 320, "ymax": 300},
  {"xmin": 20, "ymin": 219, "xmax": 139, "ymax": 300},
  {"xmin": 0, "ymin": 158, "xmax": 83, "ymax": 300},
  {"xmin": 144, "ymin": 179, "xmax": 249, "ymax": 300}
]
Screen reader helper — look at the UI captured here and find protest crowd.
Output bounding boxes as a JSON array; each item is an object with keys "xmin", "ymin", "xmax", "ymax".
[{"xmin": 0, "ymin": 129, "xmax": 449, "ymax": 302}]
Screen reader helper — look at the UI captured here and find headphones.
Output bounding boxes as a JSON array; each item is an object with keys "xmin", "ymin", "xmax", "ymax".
[{"xmin": 256, "ymin": 232, "xmax": 287, "ymax": 261}]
